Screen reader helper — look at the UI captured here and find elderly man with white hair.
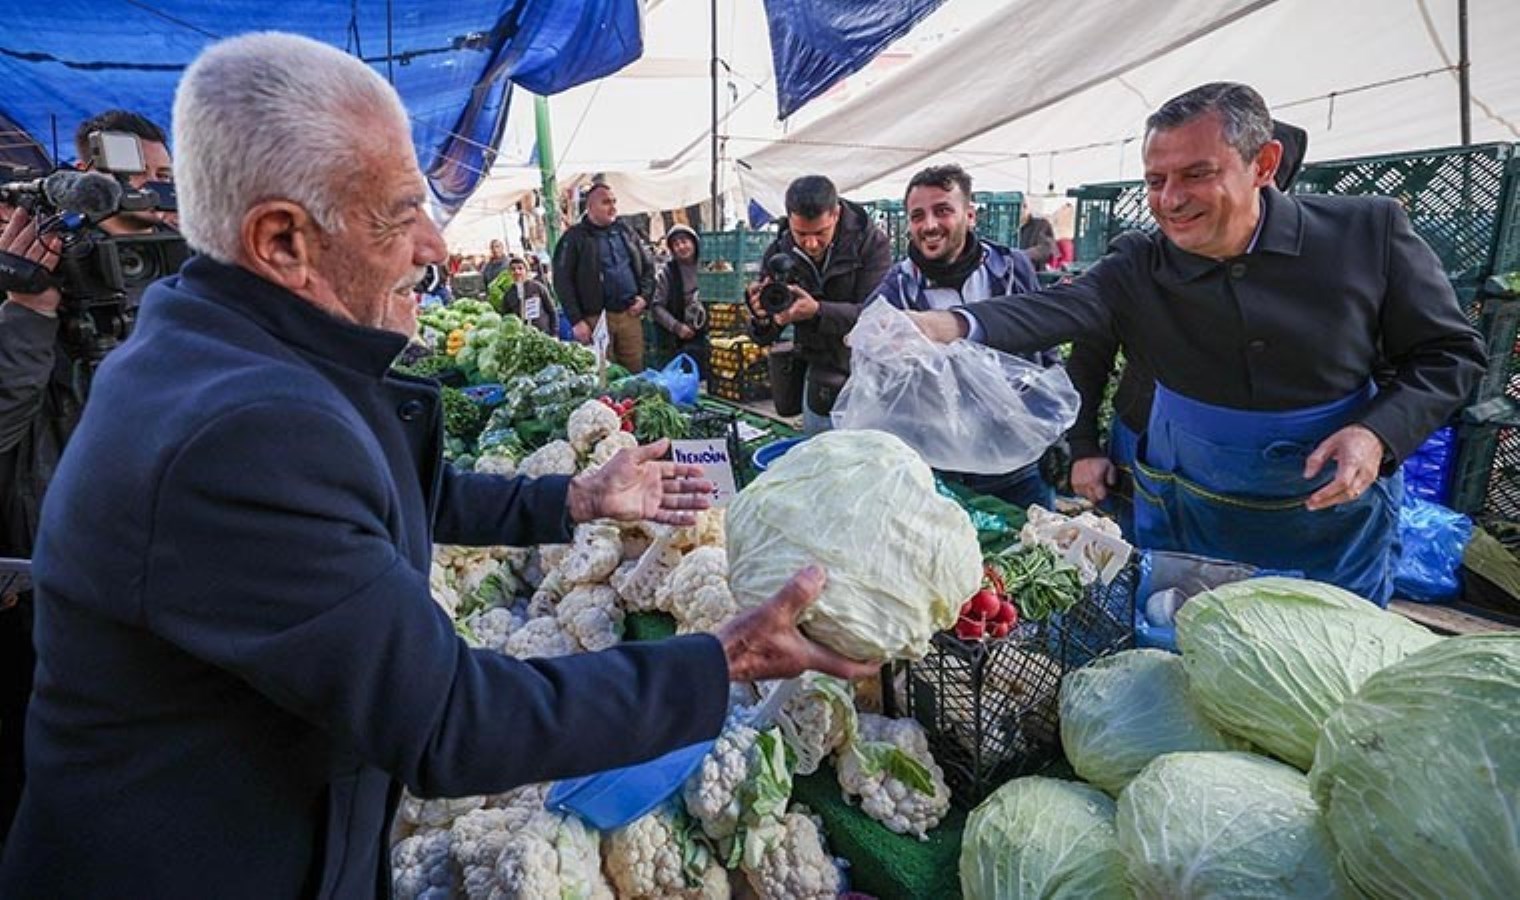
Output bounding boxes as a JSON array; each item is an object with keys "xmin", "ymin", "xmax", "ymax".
[{"xmin": 0, "ymin": 32, "xmax": 870, "ymax": 898}]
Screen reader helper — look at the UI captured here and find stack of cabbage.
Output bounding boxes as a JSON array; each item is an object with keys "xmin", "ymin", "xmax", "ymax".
[{"xmin": 961, "ymin": 577, "xmax": 1519, "ymax": 900}]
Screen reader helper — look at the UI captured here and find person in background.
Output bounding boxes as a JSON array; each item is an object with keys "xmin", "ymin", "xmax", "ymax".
[
  {"xmin": 0, "ymin": 32, "xmax": 872, "ymax": 895},
  {"xmin": 553, "ymin": 182, "xmax": 654, "ymax": 371},
  {"xmin": 501, "ymin": 256, "xmax": 557, "ymax": 335},
  {"xmin": 746, "ymin": 175, "xmax": 892, "ymax": 434},
  {"xmin": 873, "ymin": 163, "xmax": 1061, "ymax": 510},
  {"xmin": 0, "ymin": 109, "xmax": 177, "ymax": 843},
  {"xmin": 1018, "ymin": 212, "xmax": 1059, "ymax": 272},
  {"xmin": 1065, "ymin": 118, "xmax": 1311, "ymax": 539},
  {"xmin": 650, "ymin": 224, "xmax": 710, "ymax": 379},
  {"xmin": 480, "ymin": 239, "xmax": 508, "ymax": 288},
  {"xmin": 909, "ymin": 82, "xmax": 1483, "ymax": 605}
]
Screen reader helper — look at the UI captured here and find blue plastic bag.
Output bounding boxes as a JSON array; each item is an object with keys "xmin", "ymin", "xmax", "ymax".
[
  {"xmin": 641, "ymin": 353, "xmax": 700, "ymax": 407},
  {"xmin": 1392, "ymin": 495, "xmax": 1472, "ymax": 602}
]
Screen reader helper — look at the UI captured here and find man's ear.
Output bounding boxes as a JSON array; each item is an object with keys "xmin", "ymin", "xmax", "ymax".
[
  {"xmin": 1253, "ymin": 139, "xmax": 1284, "ymax": 189},
  {"xmin": 240, "ymin": 201, "xmax": 317, "ymax": 291}
]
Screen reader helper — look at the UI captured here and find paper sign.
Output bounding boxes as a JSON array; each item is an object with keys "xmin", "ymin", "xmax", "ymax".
[
  {"xmin": 524, "ymin": 296, "xmax": 541, "ymax": 323},
  {"xmin": 671, "ymin": 439, "xmax": 741, "ymax": 507}
]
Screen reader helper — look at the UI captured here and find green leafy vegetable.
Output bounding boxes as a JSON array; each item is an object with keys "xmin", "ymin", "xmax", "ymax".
[{"xmin": 992, "ymin": 545, "xmax": 1084, "ymax": 621}]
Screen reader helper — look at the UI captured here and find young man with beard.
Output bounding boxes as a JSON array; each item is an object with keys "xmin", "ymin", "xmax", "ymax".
[{"xmin": 872, "ymin": 163, "xmax": 1061, "ymax": 509}]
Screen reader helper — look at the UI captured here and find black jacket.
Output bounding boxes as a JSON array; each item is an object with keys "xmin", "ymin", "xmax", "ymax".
[
  {"xmin": 552, "ymin": 217, "xmax": 655, "ymax": 324},
  {"xmin": 0, "ymin": 256, "xmax": 730, "ymax": 899},
  {"xmin": 969, "ymin": 188, "xmax": 1486, "ymax": 466},
  {"xmin": 0, "ymin": 302, "xmax": 82, "ymax": 559},
  {"xmin": 751, "ymin": 199, "xmax": 892, "ymax": 408}
]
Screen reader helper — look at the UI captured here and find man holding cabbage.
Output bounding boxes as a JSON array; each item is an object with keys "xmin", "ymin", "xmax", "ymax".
[{"xmin": 911, "ymin": 82, "xmax": 1485, "ymax": 605}]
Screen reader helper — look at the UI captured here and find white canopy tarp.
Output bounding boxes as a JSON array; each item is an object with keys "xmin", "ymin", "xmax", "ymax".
[{"xmin": 448, "ymin": 0, "xmax": 1520, "ymax": 247}]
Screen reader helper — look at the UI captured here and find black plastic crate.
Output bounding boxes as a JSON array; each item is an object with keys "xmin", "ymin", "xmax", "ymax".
[
  {"xmin": 897, "ymin": 564, "xmax": 1136, "ymax": 807},
  {"xmin": 1473, "ymin": 295, "xmax": 1520, "ymax": 404}
]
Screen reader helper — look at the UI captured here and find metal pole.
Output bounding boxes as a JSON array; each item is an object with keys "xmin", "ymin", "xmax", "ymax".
[
  {"xmin": 533, "ymin": 94, "xmax": 562, "ymax": 254},
  {"xmin": 710, "ymin": 0, "xmax": 721, "ymax": 229},
  {"xmin": 1458, "ymin": 0, "xmax": 1471, "ymax": 145}
]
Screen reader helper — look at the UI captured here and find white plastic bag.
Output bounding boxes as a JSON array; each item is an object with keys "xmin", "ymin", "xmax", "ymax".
[{"xmin": 831, "ymin": 300, "xmax": 1079, "ymax": 474}]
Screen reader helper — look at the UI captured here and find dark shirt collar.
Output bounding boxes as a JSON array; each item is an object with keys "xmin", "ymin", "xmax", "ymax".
[
  {"xmin": 1159, "ymin": 186, "xmax": 1304, "ymax": 282},
  {"xmin": 176, "ymin": 255, "xmax": 408, "ymax": 378}
]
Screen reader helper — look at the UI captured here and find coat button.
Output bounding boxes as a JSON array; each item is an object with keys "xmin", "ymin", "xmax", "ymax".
[
  {"xmin": 398, "ymin": 399, "xmax": 427, "ymax": 421},
  {"xmin": 1248, "ymin": 339, "xmax": 1268, "ymax": 352},
  {"xmin": 1229, "ymin": 262, "xmax": 1248, "ymax": 279}
]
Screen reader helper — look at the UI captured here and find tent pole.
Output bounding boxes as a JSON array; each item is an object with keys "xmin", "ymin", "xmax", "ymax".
[
  {"xmin": 1457, "ymin": 0, "xmax": 1471, "ymax": 145},
  {"xmin": 534, "ymin": 94, "xmax": 562, "ymax": 254},
  {"xmin": 709, "ymin": 0, "xmax": 720, "ymax": 229}
]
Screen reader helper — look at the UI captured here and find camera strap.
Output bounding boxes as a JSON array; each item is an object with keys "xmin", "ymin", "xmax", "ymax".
[{"xmin": 0, "ymin": 250, "xmax": 55, "ymax": 295}]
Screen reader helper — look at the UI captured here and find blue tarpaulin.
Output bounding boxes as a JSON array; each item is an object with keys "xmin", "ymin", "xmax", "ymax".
[
  {"xmin": 763, "ymin": 0, "xmax": 945, "ymax": 120},
  {"xmin": 0, "ymin": 0, "xmax": 642, "ymax": 216}
]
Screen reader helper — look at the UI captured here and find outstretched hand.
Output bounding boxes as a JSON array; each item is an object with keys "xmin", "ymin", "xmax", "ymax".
[
  {"xmin": 1304, "ymin": 424, "xmax": 1385, "ymax": 511},
  {"xmin": 567, "ymin": 438, "xmax": 713, "ymax": 525},
  {"xmin": 716, "ymin": 565, "xmax": 879, "ymax": 684}
]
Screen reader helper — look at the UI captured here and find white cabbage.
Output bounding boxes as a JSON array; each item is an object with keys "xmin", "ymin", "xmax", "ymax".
[
  {"xmin": 960, "ymin": 776, "xmax": 1131, "ymax": 900},
  {"xmin": 1309, "ymin": 634, "xmax": 1520, "ymax": 900},
  {"xmin": 1175, "ymin": 577, "xmax": 1440, "ymax": 770},
  {"xmin": 726, "ymin": 430, "xmax": 980, "ymax": 662},
  {"xmin": 1060, "ymin": 649, "xmax": 1249, "ymax": 795},
  {"xmin": 1117, "ymin": 751, "xmax": 1354, "ymax": 899}
]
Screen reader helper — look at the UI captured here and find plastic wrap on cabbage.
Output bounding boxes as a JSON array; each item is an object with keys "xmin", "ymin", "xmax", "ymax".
[
  {"xmin": 960, "ymin": 776, "xmax": 1130, "ymax": 900},
  {"xmin": 726, "ymin": 430, "xmax": 981, "ymax": 661},
  {"xmin": 1309, "ymin": 634, "xmax": 1519, "ymax": 900},
  {"xmin": 1175, "ymin": 577, "xmax": 1440, "ymax": 770},
  {"xmin": 1117, "ymin": 751, "xmax": 1353, "ymax": 899},
  {"xmin": 1060, "ymin": 649, "xmax": 1250, "ymax": 795}
]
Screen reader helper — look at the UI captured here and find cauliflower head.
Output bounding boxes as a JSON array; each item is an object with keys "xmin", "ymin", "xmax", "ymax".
[
  {"xmin": 611, "ymin": 529, "xmax": 684, "ymax": 613},
  {"xmin": 589, "ymin": 431, "xmax": 638, "ymax": 470},
  {"xmin": 741, "ymin": 810, "xmax": 840, "ymax": 900},
  {"xmin": 556, "ymin": 584, "xmax": 625, "ymax": 651},
  {"xmin": 567, "ymin": 399, "xmax": 621, "ymax": 454},
  {"xmin": 518, "ymin": 440, "xmax": 577, "ymax": 478},
  {"xmin": 392, "ymin": 829, "xmax": 458, "ymax": 900},
  {"xmin": 602, "ymin": 803, "xmax": 730, "ymax": 900},
  {"xmin": 399, "ymin": 793, "xmax": 487, "ymax": 832},
  {"xmin": 682, "ymin": 723, "xmax": 760, "ymax": 842},
  {"xmin": 658, "ymin": 546, "xmax": 738, "ymax": 634},
  {"xmin": 559, "ymin": 522, "xmax": 623, "ymax": 585},
  {"xmin": 451, "ymin": 807, "xmax": 513, "ymax": 900},
  {"xmin": 487, "ymin": 810, "xmax": 612, "ymax": 900},
  {"xmin": 835, "ymin": 713, "xmax": 950, "ymax": 839},
  {"xmin": 502, "ymin": 616, "xmax": 577, "ymax": 659},
  {"xmin": 773, "ymin": 675, "xmax": 857, "ymax": 777}
]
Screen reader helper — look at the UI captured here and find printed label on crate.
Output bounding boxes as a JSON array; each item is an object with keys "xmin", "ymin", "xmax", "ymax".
[{"xmin": 671, "ymin": 439, "xmax": 740, "ymax": 507}]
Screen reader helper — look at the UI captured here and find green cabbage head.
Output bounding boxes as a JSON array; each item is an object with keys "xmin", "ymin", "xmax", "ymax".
[
  {"xmin": 1175, "ymin": 577, "xmax": 1440, "ymax": 769},
  {"xmin": 1117, "ymin": 751, "xmax": 1354, "ymax": 899},
  {"xmin": 960, "ymin": 776, "xmax": 1131, "ymax": 900},
  {"xmin": 1060, "ymin": 649, "xmax": 1250, "ymax": 795},
  {"xmin": 1309, "ymin": 633, "xmax": 1520, "ymax": 900},
  {"xmin": 727, "ymin": 430, "xmax": 980, "ymax": 661}
]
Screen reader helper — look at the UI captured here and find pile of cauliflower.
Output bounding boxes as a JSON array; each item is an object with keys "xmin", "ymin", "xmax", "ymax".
[{"xmin": 401, "ymin": 401, "xmax": 954, "ymax": 897}]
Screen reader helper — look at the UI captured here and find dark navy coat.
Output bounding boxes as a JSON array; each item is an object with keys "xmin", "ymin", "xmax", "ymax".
[{"xmin": 0, "ymin": 257, "xmax": 729, "ymax": 898}]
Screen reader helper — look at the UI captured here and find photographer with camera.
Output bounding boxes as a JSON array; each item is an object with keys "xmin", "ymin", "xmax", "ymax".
[
  {"xmin": 747, "ymin": 175, "xmax": 891, "ymax": 434},
  {"xmin": 0, "ymin": 110, "xmax": 177, "ymax": 841}
]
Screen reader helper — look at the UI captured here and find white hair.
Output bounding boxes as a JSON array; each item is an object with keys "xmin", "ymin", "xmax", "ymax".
[{"xmin": 172, "ymin": 32, "xmax": 413, "ymax": 264}]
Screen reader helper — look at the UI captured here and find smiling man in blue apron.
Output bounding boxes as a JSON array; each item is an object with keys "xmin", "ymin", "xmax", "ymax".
[{"xmin": 910, "ymin": 82, "xmax": 1486, "ymax": 605}]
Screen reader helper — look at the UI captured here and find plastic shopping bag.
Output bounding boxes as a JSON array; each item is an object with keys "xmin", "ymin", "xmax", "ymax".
[{"xmin": 831, "ymin": 300, "xmax": 1080, "ymax": 474}]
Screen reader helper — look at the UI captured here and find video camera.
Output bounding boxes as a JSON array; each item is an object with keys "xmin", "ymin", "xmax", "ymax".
[
  {"xmin": 0, "ymin": 131, "xmax": 188, "ymax": 366},
  {"xmin": 756, "ymin": 253, "xmax": 805, "ymax": 317}
]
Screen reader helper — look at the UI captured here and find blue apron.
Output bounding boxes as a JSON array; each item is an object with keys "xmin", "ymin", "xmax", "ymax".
[
  {"xmin": 1103, "ymin": 419, "xmax": 1140, "ymax": 541},
  {"xmin": 1132, "ymin": 382, "xmax": 1401, "ymax": 605}
]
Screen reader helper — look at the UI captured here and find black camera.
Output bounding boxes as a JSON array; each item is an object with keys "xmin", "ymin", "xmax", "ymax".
[
  {"xmin": 757, "ymin": 253, "xmax": 802, "ymax": 316},
  {"xmin": 1, "ymin": 167, "xmax": 188, "ymax": 366}
]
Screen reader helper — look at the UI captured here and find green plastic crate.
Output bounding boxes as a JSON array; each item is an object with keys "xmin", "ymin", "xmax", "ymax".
[
  {"xmin": 1292, "ymin": 143, "xmax": 1520, "ymax": 286},
  {"xmin": 695, "ymin": 270, "xmax": 747, "ymax": 303},
  {"xmin": 1068, "ymin": 180, "xmax": 1152, "ymax": 265}
]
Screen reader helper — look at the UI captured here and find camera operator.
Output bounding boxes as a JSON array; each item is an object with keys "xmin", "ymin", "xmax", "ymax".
[
  {"xmin": 0, "ymin": 110, "xmax": 175, "ymax": 841},
  {"xmin": 746, "ymin": 175, "xmax": 891, "ymax": 434}
]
